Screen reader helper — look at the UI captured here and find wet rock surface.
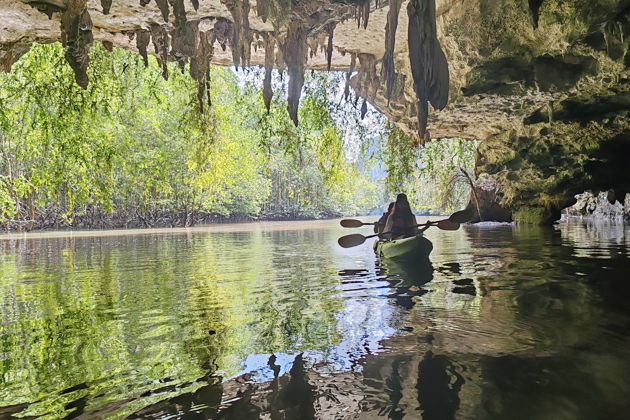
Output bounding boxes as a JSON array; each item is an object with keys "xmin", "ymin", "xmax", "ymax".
[
  {"xmin": 476, "ymin": 84, "xmax": 630, "ymax": 223},
  {"xmin": 566, "ymin": 191, "xmax": 630, "ymax": 220}
]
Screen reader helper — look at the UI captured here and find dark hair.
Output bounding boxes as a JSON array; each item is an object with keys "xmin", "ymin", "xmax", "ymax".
[
  {"xmin": 395, "ymin": 193, "xmax": 410, "ymax": 208},
  {"xmin": 393, "ymin": 193, "xmax": 413, "ymax": 217}
]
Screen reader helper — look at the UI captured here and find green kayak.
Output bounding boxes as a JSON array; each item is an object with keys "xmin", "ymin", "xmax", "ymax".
[{"xmin": 373, "ymin": 235, "xmax": 433, "ymax": 260}]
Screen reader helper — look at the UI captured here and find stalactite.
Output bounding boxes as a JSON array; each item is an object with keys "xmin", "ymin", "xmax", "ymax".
[
  {"xmin": 528, "ymin": 0, "xmax": 544, "ymax": 29},
  {"xmin": 189, "ymin": 33, "xmax": 201, "ymax": 81},
  {"xmin": 29, "ymin": 2, "xmax": 63, "ymax": 19},
  {"xmin": 308, "ymin": 36, "xmax": 319, "ymax": 58},
  {"xmin": 257, "ymin": 0, "xmax": 270, "ymax": 23},
  {"xmin": 101, "ymin": 0, "xmax": 112, "ymax": 14},
  {"xmin": 171, "ymin": 20, "xmax": 199, "ymax": 61},
  {"xmin": 282, "ymin": 22, "xmax": 307, "ymax": 126},
  {"xmin": 407, "ymin": 0, "xmax": 449, "ymax": 138},
  {"xmin": 176, "ymin": 57, "xmax": 186, "ymax": 73},
  {"xmin": 356, "ymin": 0, "xmax": 371, "ymax": 29},
  {"xmin": 213, "ymin": 18, "xmax": 233, "ymax": 51},
  {"xmin": 263, "ymin": 33, "xmax": 275, "ymax": 112},
  {"xmin": 60, "ymin": 0, "xmax": 94, "ymax": 89},
  {"xmin": 199, "ymin": 30, "xmax": 215, "ymax": 108},
  {"xmin": 344, "ymin": 52, "xmax": 356, "ymax": 100},
  {"xmin": 0, "ymin": 44, "xmax": 31, "ymax": 73},
  {"xmin": 275, "ymin": 46, "xmax": 286, "ymax": 71},
  {"xmin": 222, "ymin": 0, "xmax": 252, "ymax": 68},
  {"xmin": 171, "ymin": 19, "xmax": 198, "ymax": 77},
  {"xmin": 381, "ymin": 0, "xmax": 402, "ymax": 101},
  {"xmin": 192, "ymin": 0, "xmax": 200, "ymax": 11},
  {"xmin": 150, "ymin": 23, "xmax": 170, "ymax": 80},
  {"xmin": 135, "ymin": 29, "xmax": 151, "ymax": 67},
  {"xmin": 140, "ymin": 0, "xmax": 151, "ymax": 6},
  {"xmin": 357, "ymin": 53, "xmax": 378, "ymax": 98},
  {"xmin": 206, "ymin": 64, "xmax": 212, "ymax": 107},
  {"xmin": 326, "ymin": 23, "xmax": 335, "ymax": 71},
  {"xmin": 154, "ymin": 0, "xmax": 170, "ymax": 22},
  {"xmin": 360, "ymin": 98, "xmax": 368, "ymax": 119},
  {"xmin": 169, "ymin": 0, "xmax": 188, "ymax": 30}
]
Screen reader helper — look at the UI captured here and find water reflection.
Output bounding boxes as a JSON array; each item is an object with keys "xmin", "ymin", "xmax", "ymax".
[{"xmin": 1, "ymin": 218, "xmax": 630, "ymax": 418}]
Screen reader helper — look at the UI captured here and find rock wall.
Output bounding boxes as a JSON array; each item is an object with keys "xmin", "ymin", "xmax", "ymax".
[
  {"xmin": 470, "ymin": 0, "xmax": 630, "ymax": 223},
  {"xmin": 476, "ymin": 84, "xmax": 630, "ymax": 223}
]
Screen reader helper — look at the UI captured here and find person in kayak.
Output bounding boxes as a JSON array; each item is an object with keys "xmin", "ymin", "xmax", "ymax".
[
  {"xmin": 374, "ymin": 202, "xmax": 395, "ymax": 234},
  {"xmin": 383, "ymin": 193, "xmax": 418, "ymax": 239}
]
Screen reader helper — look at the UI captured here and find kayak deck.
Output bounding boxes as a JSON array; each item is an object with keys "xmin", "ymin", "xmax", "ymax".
[{"xmin": 373, "ymin": 235, "xmax": 433, "ymax": 260}]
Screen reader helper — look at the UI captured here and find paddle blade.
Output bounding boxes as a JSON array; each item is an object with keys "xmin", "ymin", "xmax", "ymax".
[
  {"xmin": 340, "ymin": 219, "xmax": 367, "ymax": 228},
  {"xmin": 448, "ymin": 208, "xmax": 474, "ymax": 223},
  {"xmin": 338, "ymin": 233, "xmax": 368, "ymax": 248},
  {"xmin": 436, "ymin": 220, "xmax": 460, "ymax": 230}
]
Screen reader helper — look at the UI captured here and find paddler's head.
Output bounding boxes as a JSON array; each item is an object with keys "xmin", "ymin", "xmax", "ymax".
[{"xmin": 395, "ymin": 193, "xmax": 410, "ymax": 210}]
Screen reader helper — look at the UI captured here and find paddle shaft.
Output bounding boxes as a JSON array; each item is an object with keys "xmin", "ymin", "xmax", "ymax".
[
  {"xmin": 367, "ymin": 219, "xmax": 455, "ymax": 239},
  {"xmin": 372, "ymin": 220, "xmax": 438, "ymax": 239}
]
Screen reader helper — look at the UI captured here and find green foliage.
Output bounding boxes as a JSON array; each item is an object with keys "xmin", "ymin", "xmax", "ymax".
[
  {"xmin": 0, "ymin": 230, "xmax": 345, "ymax": 418},
  {"xmin": 0, "ymin": 43, "xmax": 381, "ymax": 228},
  {"xmin": 380, "ymin": 125, "xmax": 478, "ymax": 214},
  {"xmin": 244, "ymin": 70, "xmax": 383, "ymax": 219},
  {"xmin": 0, "ymin": 42, "xmax": 476, "ymax": 228}
]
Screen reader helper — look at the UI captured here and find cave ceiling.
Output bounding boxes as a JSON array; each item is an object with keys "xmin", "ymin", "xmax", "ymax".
[{"xmin": 1, "ymin": 0, "xmax": 629, "ymax": 142}]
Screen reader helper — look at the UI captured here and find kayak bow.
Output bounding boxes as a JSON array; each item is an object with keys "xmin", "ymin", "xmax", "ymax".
[{"xmin": 373, "ymin": 235, "xmax": 433, "ymax": 260}]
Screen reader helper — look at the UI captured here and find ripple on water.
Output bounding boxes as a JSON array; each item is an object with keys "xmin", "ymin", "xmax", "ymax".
[{"xmin": 0, "ymin": 218, "xmax": 629, "ymax": 418}]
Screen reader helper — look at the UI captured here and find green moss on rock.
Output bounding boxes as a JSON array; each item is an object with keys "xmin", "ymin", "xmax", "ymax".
[
  {"xmin": 513, "ymin": 207, "xmax": 553, "ymax": 224},
  {"xmin": 476, "ymin": 85, "xmax": 630, "ymax": 223}
]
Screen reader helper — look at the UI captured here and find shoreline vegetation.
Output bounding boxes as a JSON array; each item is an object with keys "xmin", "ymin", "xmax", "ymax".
[
  {"xmin": 1, "ymin": 210, "xmax": 342, "ymax": 233},
  {"xmin": 2, "ymin": 210, "xmax": 448, "ymax": 234},
  {"xmin": 1, "ymin": 43, "xmax": 477, "ymax": 233}
]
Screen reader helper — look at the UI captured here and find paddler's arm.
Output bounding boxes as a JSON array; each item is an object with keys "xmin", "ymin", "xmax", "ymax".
[{"xmin": 418, "ymin": 220, "xmax": 431, "ymax": 234}]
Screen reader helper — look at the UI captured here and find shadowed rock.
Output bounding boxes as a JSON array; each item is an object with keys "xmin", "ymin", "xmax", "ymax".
[
  {"xmin": 382, "ymin": 0, "xmax": 403, "ymax": 101},
  {"xmin": 263, "ymin": 33, "xmax": 275, "ymax": 111},
  {"xmin": 407, "ymin": 0, "xmax": 449, "ymax": 139},
  {"xmin": 100, "ymin": 0, "xmax": 112, "ymax": 14},
  {"xmin": 135, "ymin": 29, "xmax": 151, "ymax": 67},
  {"xmin": 283, "ymin": 22, "xmax": 307, "ymax": 126},
  {"xmin": 60, "ymin": 0, "xmax": 93, "ymax": 89}
]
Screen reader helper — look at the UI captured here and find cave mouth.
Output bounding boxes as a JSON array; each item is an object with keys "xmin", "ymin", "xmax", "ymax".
[
  {"xmin": 0, "ymin": 40, "xmax": 477, "ymax": 231},
  {"xmin": 2, "ymin": 0, "xmax": 629, "ymax": 225}
]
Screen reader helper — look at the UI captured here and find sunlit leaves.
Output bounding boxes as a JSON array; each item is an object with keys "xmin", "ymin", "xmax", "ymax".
[{"xmin": 381, "ymin": 124, "xmax": 479, "ymax": 213}]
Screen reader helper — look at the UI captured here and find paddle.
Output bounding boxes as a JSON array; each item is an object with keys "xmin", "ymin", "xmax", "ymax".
[
  {"xmin": 340, "ymin": 219, "xmax": 376, "ymax": 228},
  {"xmin": 341, "ymin": 208, "xmax": 472, "ymax": 229},
  {"xmin": 432, "ymin": 219, "xmax": 460, "ymax": 230},
  {"xmin": 337, "ymin": 219, "xmax": 460, "ymax": 248},
  {"xmin": 446, "ymin": 207, "xmax": 474, "ymax": 224},
  {"xmin": 338, "ymin": 232, "xmax": 383, "ymax": 248}
]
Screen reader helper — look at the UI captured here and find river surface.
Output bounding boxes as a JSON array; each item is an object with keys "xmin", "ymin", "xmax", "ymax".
[{"xmin": 1, "ymin": 217, "xmax": 629, "ymax": 419}]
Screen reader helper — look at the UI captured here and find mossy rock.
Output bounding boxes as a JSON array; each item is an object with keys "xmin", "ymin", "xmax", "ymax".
[{"xmin": 513, "ymin": 207, "xmax": 553, "ymax": 224}]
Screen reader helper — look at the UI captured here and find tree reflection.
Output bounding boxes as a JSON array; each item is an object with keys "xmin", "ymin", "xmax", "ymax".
[{"xmin": 0, "ymin": 229, "xmax": 344, "ymax": 418}]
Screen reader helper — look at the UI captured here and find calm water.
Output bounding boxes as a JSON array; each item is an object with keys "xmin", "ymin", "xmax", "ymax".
[{"xmin": 1, "ymin": 218, "xmax": 629, "ymax": 419}]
